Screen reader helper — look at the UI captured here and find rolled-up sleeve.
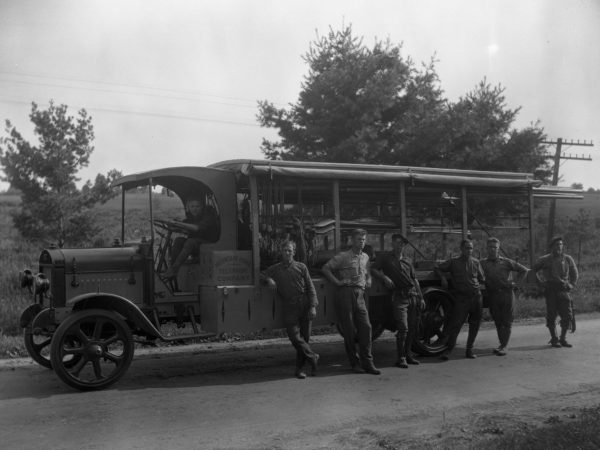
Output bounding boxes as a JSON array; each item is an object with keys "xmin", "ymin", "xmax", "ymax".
[
  {"xmin": 567, "ymin": 255, "xmax": 579, "ymax": 285},
  {"xmin": 435, "ymin": 259, "xmax": 451, "ymax": 272},
  {"xmin": 302, "ymin": 264, "xmax": 318, "ymax": 307}
]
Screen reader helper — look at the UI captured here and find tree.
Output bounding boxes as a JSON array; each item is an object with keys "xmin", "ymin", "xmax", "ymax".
[
  {"xmin": 571, "ymin": 182, "xmax": 583, "ymax": 189},
  {"xmin": 436, "ymin": 81, "xmax": 550, "ymax": 179},
  {"xmin": 257, "ymin": 25, "xmax": 445, "ymax": 164},
  {"xmin": 257, "ymin": 26, "xmax": 550, "ymax": 181},
  {"xmin": 0, "ymin": 101, "xmax": 121, "ymax": 247}
]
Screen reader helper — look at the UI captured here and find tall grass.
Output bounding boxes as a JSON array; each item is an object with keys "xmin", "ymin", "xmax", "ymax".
[
  {"xmin": 514, "ymin": 269, "xmax": 600, "ymax": 320},
  {"xmin": 0, "ymin": 195, "xmax": 40, "ymax": 336}
]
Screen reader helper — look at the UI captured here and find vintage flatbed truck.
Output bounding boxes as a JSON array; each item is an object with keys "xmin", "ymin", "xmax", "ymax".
[{"xmin": 19, "ymin": 159, "xmax": 581, "ymax": 390}]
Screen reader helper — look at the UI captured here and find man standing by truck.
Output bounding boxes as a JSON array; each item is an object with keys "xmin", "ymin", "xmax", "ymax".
[
  {"xmin": 480, "ymin": 237, "xmax": 528, "ymax": 356},
  {"xmin": 371, "ymin": 234, "xmax": 426, "ymax": 368},
  {"xmin": 262, "ymin": 240, "xmax": 319, "ymax": 379},
  {"xmin": 322, "ymin": 229, "xmax": 381, "ymax": 375},
  {"xmin": 533, "ymin": 236, "xmax": 579, "ymax": 348},
  {"xmin": 435, "ymin": 239, "xmax": 485, "ymax": 361}
]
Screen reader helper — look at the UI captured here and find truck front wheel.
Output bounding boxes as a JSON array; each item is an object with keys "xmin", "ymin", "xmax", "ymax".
[
  {"xmin": 24, "ymin": 327, "xmax": 53, "ymax": 369},
  {"xmin": 50, "ymin": 309, "xmax": 134, "ymax": 391}
]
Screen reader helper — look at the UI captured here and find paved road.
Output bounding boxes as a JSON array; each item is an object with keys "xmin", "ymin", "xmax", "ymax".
[{"xmin": 1, "ymin": 317, "xmax": 600, "ymax": 449}]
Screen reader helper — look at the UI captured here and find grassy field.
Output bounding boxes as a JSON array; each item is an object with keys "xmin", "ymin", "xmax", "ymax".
[
  {"xmin": 480, "ymin": 405, "xmax": 600, "ymax": 449},
  {"xmin": 0, "ymin": 194, "xmax": 40, "ymax": 337},
  {"xmin": 1, "ymin": 191, "xmax": 600, "ymax": 357}
]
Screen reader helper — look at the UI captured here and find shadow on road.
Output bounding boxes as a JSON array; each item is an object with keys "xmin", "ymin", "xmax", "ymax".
[
  {"xmin": 0, "ymin": 325, "xmax": 579, "ymax": 400},
  {"xmin": 0, "ymin": 338, "xmax": 469, "ymax": 399}
]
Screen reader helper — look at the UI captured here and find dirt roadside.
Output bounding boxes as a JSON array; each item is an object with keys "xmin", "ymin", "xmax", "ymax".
[{"xmin": 1, "ymin": 317, "xmax": 600, "ymax": 449}]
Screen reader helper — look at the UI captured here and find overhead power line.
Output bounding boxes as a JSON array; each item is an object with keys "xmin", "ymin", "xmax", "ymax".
[
  {"xmin": 0, "ymin": 69, "xmax": 284, "ymax": 106},
  {"xmin": 541, "ymin": 137, "xmax": 595, "ymax": 240},
  {"xmin": 0, "ymin": 76, "xmax": 261, "ymax": 110},
  {"xmin": 0, "ymin": 97, "xmax": 261, "ymax": 127}
]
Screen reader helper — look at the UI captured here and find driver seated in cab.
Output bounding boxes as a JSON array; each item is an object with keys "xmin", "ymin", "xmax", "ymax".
[{"xmin": 163, "ymin": 197, "xmax": 219, "ymax": 280}]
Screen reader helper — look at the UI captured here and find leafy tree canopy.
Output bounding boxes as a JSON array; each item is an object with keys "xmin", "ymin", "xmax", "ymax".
[
  {"xmin": 257, "ymin": 25, "xmax": 551, "ymax": 181},
  {"xmin": 0, "ymin": 101, "xmax": 121, "ymax": 247}
]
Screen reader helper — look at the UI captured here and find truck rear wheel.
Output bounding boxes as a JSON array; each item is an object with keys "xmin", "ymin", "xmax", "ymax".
[
  {"xmin": 412, "ymin": 288, "xmax": 453, "ymax": 356},
  {"xmin": 50, "ymin": 309, "xmax": 134, "ymax": 391}
]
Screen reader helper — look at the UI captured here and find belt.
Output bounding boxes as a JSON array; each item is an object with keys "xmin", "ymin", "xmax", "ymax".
[
  {"xmin": 486, "ymin": 287, "xmax": 510, "ymax": 294},
  {"xmin": 341, "ymin": 284, "xmax": 365, "ymax": 290},
  {"xmin": 393, "ymin": 287, "xmax": 416, "ymax": 296}
]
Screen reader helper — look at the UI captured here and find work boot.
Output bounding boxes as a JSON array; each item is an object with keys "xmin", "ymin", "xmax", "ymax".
[
  {"xmin": 362, "ymin": 364, "xmax": 381, "ymax": 375},
  {"xmin": 465, "ymin": 348, "xmax": 477, "ymax": 359},
  {"xmin": 162, "ymin": 267, "xmax": 177, "ymax": 280},
  {"xmin": 406, "ymin": 355, "xmax": 420, "ymax": 365},
  {"xmin": 350, "ymin": 365, "xmax": 365, "ymax": 374},
  {"xmin": 294, "ymin": 368, "xmax": 307, "ymax": 379},
  {"xmin": 502, "ymin": 328, "xmax": 512, "ymax": 349},
  {"xmin": 396, "ymin": 333, "xmax": 407, "ymax": 360},
  {"xmin": 549, "ymin": 337, "xmax": 561, "ymax": 348},
  {"xmin": 548, "ymin": 326, "xmax": 561, "ymax": 347},
  {"xmin": 559, "ymin": 339, "xmax": 572, "ymax": 348},
  {"xmin": 559, "ymin": 329, "xmax": 572, "ymax": 348},
  {"xmin": 309, "ymin": 353, "xmax": 319, "ymax": 376},
  {"xmin": 466, "ymin": 322, "xmax": 480, "ymax": 352},
  {"xmin": 395, "ymin": 357, "xmax": 409, "ymax": 369}
]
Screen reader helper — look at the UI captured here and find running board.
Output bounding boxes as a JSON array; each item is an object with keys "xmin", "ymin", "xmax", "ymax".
[{"xmin": 160, "ymin": 331, "xmax": 216, "ymax": 342}]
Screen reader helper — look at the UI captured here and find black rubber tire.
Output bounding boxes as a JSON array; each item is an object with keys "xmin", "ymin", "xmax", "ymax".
[
  {"xmin": 412, "ymin": 289, "xmax": 454, "ymax": 356},
  {"xmin": 24, "ymin": 328, "xmax": 53, "ymax": 369},
  {"xmin": 50, "ymin": 309, "xmax": 134, "ymax": 391}
]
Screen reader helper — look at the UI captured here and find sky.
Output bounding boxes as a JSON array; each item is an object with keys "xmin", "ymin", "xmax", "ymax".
[{"xmin": 0, "ymin": 0, "xmax": 598, "ymax": 191}]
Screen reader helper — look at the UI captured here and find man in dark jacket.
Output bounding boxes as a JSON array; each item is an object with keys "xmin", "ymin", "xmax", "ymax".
[
  {"xmin": 164, "ymin": 197, "xmax": 219, "ymax": 280},
  {"xmin": 372, "ymin": 234, "xmax": 425, "ymax": 368},
  {"xmin": 263, "ymin": 240, "xmax": 319, "ymax": 379},
  {"xmin": 435, "ymin": 239, "xmax": 485, "ymax": 360}
]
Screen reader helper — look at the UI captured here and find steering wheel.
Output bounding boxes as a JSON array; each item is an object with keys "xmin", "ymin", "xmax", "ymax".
[{"xmin": 152, "ymin": 218, "xmax": 188, "ymax": 233}]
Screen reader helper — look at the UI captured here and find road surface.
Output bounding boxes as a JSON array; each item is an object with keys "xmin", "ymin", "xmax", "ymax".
[{"xmin": 1, "ymin": 317, "xmax": 600, "ymax": 449}]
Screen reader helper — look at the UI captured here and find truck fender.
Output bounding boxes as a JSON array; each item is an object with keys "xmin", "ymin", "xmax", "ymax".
[
  {"xmin": 20, "ymin": 303, "xmax": 43, "ymax": 328},
  {"xmin": 67, "ymin": 293, "xmax": 162, "ymax": 339},
  {"xmin": 420, "ymin": 286, "xmax": 455, "ymax": 302}
]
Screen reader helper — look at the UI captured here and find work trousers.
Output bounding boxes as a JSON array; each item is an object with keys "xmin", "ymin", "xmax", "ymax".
[
  {"xmin": 445, "ymin": 291, "xmax": 482, "ymax": 352},
  {"xmin": 545, "ymin": 289, "xmax": 573, "ymax": 332},
  {"xmin": 392, "ymin": 291, "xmax": 419, "ymax": 359},
  {"xmin": 170, "ymin": 237, "xmax": 201, "ymax": 271},
  {"xmin": 283, "ymin": 300, "xmax": 317, "ymax": 370},
  {"xmin": 487, "ymin": 289, "xmax": 514, "ymax": 348},
  {"xmin": 334, "ymin": 286, "xmax": 374, "ymax": 367}
]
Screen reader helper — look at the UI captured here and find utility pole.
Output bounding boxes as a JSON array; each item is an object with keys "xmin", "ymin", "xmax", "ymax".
[{"xmin": 542, "ymin": 138, "xmax": 594, "ymax": 241}]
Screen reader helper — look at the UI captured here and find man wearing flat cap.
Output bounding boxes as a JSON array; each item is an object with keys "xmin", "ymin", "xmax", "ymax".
[
  {"xmin": 372, "ymin": 234, "xmax": 425, "ymax": 368},
  {"xmin": 533, "ymin": 236, "xmax": 579, "ymax": 348}
]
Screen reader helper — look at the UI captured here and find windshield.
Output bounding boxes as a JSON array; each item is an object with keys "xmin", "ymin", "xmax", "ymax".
[{"xmin": 122, "ymin": 185, "xmax": 182, "ymax": 244}]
